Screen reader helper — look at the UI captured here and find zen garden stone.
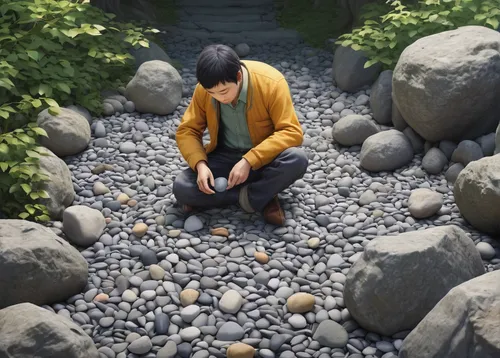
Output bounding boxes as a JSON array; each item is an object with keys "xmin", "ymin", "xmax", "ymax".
[
  {"xmin": 214, "ymin": 177, "xmax": 228, "ymax": 192},
  {"xmin": 2, "ymin": 1, "xmax": 500, "ymax": 358}
]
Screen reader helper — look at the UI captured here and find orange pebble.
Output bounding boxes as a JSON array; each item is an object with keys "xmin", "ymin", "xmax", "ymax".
[
  {"xmin": 94, "ymin": 293, "xmax": 109, "ymax": 302},
  {"xmin": 210, "ymin": 227, "xmax": 229, "ymax": 237},
  {"xmin": 254, "ymin": 252, "xmax": 269, "ymax": 264}
]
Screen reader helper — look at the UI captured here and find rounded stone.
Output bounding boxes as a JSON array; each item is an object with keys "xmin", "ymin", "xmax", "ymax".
[
  {"xmin": 254, "ymin": 252, "xmax": 269, "ymax": 264},
  {"xmin": 180, "ymin": 326, "xmax": 201, "ymax": 341},
  {"xmin": 214, "ymin": 177, "xmax": 228, "ymax": 192},
  {"xmin": 132, "ymin": 223, "xmax": 148, "ymax": 237},
  {"xmin": 117, "ymin": 193, "xmax": 130, "ymax": 204},
  {"xmin": 287, "ymin": 293, "xmax": 316, "ymax": 313},
  {"xmin": 476, "ymin": 242, "xmax": 495, "ymax": 260},
  {"xmin": 149, "ymin": 264, "xmax": 165, "ymax": 280},
  {"xmin": 184, "ymin": 215, "xmax": 203, "ymax": 232},
  {"xmin": 128, "ymin": 336, "xmax": 152, "ymax": 355},
  {"xmin": 227, "ymin": 343, "xmax": 255, "ymax": 358},
  {"xmin": 219, "ymin": 289, "xmax": 243, "ymax": 314},
  {"xmin": 288, "ymin": 314, "xmax": 307, "ymax": 329},
  {"xmin": 180, "ymin": 289, "xmax": 200, "ymax": 306}
]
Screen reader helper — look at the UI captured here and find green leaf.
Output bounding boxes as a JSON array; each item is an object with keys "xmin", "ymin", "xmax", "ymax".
[
  {"xmin": 0, "ymin": 110, "xmax": 9, "ymax": 119},
  {"xmin": 0, "ymin": 162, "xmax": 8, "ymax": 171},
  {"xmin": 6, "ymin": 53, "xmax": 18, "ymax": 62},
  {"xmin": 31, "ymin": 99, "xmax": 42, "ymax": 108},
  {"xmin": 43, "ymin": 98, "xmax": 59, "ymax": 107},
  {"xmin": 16, "ymin": 133, "xmax": 32, "ymax": 143},
  {"xmin": 37, "ymin": 190, "xmax": 50, "ymax": 199},
  {"xmin": 21, "ymin": 183, "xmax": 31, "ymax": 194},
  {"xmin": 364, "ymin": 59, "xmax": 380, "ymax": 68},
  {"xmin": 486, "ymin": 18, "xmax": 499, "ymax": 29},
  {"xmin": 27, "ymin": 50, "xmax": 39, "ymax": 61},
  {"xmin": 36, "ymin": 214, "xmax": 51, "ymax": 221},
  {"xmin": 0, "ymin": 78, "xmax": 14, "ymax": 89},
  {"xmin": 85, "ymin": 28, "xmax": 101, "ymax": 36},
  {"xmin": 428, "ymin": 14, "xmax": 439, "ymax": 22},
  {"xmin": 58, "ymin": 1, "xmax": 70, "ymax": 8},
  {"xmin": 0, "ymin": 143, "xmax": 9, "ymax": 154},
  {"xmin": 138, "ymin": 40, "xmax": 149, "ymax": 48},
  {"xmin": 18, "ymin": 212, "xmax": 30, "ymax": 219},
  {"xmin": 48, "ymin": 107, "xmax": 60, "ymax": 116},
  {"xmin": 63, "ymin": 66, "xmax": 74, "ymax": 76},
  {"xmin": 32, "ymin": 127, "xmax": 48, "ymax": 137},
  {"xmin": 57, "ymin": 83, "xmax": 71, "ymax": 94}
]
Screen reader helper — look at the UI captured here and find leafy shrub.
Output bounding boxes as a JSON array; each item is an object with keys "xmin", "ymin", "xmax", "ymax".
[
  {"xmin": 337, "ymin": 0, "xmax": 500, "ymax": 70},
  {"xmin": 0, "ymin": 0, "xmax": 158, "ymax": 221}
]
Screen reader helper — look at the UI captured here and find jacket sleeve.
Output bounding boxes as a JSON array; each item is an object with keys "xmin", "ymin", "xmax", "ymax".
[
  {"xmin": 243, "ymin": 78, "xmax": 303, "ymax": 170},
  {"xmin": 176, "ymin": 84, "xmax": 209, "ymax": 171}
]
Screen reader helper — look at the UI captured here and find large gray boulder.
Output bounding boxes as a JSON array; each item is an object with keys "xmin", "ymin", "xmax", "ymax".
[
  {"xmin": 333, "ymin": 45, "xmax": 381, "ymax": 93},
  {"xmin": 331, "ymin": 114, "xmax": 379, "ymax": 146},
  {"xmin": 0, "ymin": 220, "xmax": 88, "ymax": 309},
  {"xmin": 343, "ymin": 225, "xmax": 484, "ymax": 336},
  {"xmin": 399, "ymin": 270, "xmax": 500, "ymax": 358},
  {"xmin": 63, "ymin": 206, "xmax": 106, "ymax": 247},
  {"xmin": 392, "ymin": 26, "xmax": 500, "ymax": 142},
  {"xmin": 37, "ymin": 107, "xmax": 91, "ymax": 157},
  {"xmin": 38, "ymin": 147, "xmax": 75, "ymax": 220},
  {"xmin": 370, "ymin": 70, "xmax": 393, "ymax": 125},
  {"xmin": 359, "ymin": 129, "xmax": 414, "ymax": 172},
  {"xmin": 0, "ymin": 303, "xmax": 99, "ymax": 358},
  {"xmin": 125, "ymin": 60, "xmax": 182, "ymax": 115},
  {"xmin": 454, "ymin": 155, "xmax": 500, "ymax": 234}
]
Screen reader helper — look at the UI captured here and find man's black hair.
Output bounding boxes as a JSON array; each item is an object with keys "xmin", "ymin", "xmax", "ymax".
[{"xmin": 196, "ymin": 44, "xmax": 242, "ymax": 89}]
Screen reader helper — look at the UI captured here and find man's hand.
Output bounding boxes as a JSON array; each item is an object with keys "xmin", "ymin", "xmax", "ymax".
[
  {"xmin": 196, "ymin": 161, "xmax": 215, "ymax": 194},
  {"xmin": 227, "ymin": 158, "xmax": 251, "ymax": 189}
]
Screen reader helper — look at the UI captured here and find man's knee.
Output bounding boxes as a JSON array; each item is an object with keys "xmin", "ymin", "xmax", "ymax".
[
  {"xmin": 281, "ymin": 147, "xmax": 309, "ymax": 176},
  {"xmin": 173, "ymin": 170, "xmax": 195, "ymax": 199}
]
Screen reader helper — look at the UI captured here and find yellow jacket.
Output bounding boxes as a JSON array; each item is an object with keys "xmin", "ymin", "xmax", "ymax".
[{"xmin": 176, "ymin": 60, "xmax": 303, "ymax": 171}]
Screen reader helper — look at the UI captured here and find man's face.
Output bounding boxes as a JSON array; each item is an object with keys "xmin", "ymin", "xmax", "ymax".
[{"xmin": 205, "ymin": 71, "xmax": 242, "ymax": 105}]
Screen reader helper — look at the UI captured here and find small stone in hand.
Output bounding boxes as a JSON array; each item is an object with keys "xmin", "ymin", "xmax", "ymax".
[{"xmin": 214, "ymin": 177, "xmax": 228, "ymax": 192}]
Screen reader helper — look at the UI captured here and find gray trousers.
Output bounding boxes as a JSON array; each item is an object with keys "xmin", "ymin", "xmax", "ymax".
[{"xmin": 173, "ymin": 146, "xmax": 308, "ymax": 212}]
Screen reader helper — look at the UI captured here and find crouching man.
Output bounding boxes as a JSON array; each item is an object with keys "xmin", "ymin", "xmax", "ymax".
[{"xmin": 173, "ymin": 44, "xmax": 308, "ymax": 226}]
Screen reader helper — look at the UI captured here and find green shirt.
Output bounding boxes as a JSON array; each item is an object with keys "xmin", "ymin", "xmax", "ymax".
[{"xmin": 219, "ymin": 66, "xmax": 253, "ymax": 150}]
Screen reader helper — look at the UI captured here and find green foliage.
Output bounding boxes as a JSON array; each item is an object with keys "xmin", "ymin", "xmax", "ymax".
[
  {"xmin": 337, "ymin": 0, "xmax": 500, "ymax": 70},
  {"xmin": 0, "ymin": 0, "xmax": 158, "ymax": 221},
  {"xmin": 0, "ymin": 123, "xmax": 51, "ymax": 222},
  {"xmin": 275, "ymin": 0, "xmax": 345, "ymax": 48}
]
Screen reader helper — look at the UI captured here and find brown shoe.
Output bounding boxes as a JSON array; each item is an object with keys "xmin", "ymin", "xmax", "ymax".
[{"xmin": 263, "ymin": 196, "xmax": 285, "ymax": 226}]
